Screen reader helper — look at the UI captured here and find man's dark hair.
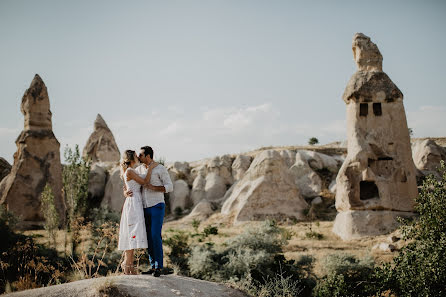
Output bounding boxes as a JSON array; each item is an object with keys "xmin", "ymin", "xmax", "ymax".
[{"xmin": 141, "ymin": 146, "xmax": 154, "ymax": 159}]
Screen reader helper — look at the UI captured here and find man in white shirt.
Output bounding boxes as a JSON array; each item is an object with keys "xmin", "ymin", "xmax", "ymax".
[{"xmin": 124, "ymin": 146, "xmax": 173, "ymax": 277}]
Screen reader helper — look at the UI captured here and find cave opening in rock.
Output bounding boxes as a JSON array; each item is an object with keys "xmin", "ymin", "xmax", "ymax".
[{"xmin": 360, "ymin": 181, "xmax": 379, "ymax": 200}]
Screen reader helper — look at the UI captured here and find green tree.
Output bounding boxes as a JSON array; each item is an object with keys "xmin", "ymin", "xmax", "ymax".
[
  {"xmin": 376, "ymin": 160, "xmax": 446, "ymax": 296},
  {"xmin": 308, "ymin": 137, "xmax": 319, "ymax": 145},
  {"xmin": 40, "ymin": 183, "xmax": 59, "ymax": 247},
  {"xmin": 62, "ymin": 145, "xmax": 90, "ymax": 255}
]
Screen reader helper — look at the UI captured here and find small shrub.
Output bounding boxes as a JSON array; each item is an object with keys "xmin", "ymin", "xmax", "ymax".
[
  {"xmin": 305, "ymin": 231, "xmax": 324, "ymax": 240},
  {"xmin": 191, "ymin": 219, "xmax": 201, "ymax": 232},
  {"xmin": 173, "ymin": 207, "xmax": 183, "ymax": 217},
  {"xmin": 164, "ymin": 230, "xmax": 190, "ymax": 274},
  {"xmin": 203, "ymin": 225, "xmax": 218, "ymax": 237}
]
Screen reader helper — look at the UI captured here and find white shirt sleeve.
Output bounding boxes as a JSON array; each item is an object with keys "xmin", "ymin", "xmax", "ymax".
[{"xmin": 160, "ymin": 166, "xmax": 173, "ymax": 193}]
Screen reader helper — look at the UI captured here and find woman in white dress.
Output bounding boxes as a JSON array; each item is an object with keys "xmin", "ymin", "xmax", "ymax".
[{"xmin": 118, "ymin": 150, "xmax": 158, "ymax": 274}]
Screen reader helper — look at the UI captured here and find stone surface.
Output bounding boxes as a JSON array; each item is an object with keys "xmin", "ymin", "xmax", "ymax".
[
  {"xmin": 82, "ymin": 114, "xmax": 120, "ymax": 164},
  {"xmin": 231, "ymin": 154, "xmax": 252, "ymax": 181},
  {"xmin": 289, "ymin": 152, "xmax": 322, "ymax": 198},
  {"xmin": 204, "ymin": 172, "xmax": 227, "ymax": 201},
  {"xmin": 3, "ymin": 274, "xmax": 248, "ymax": 297},
  {"xmin": 190, "ymin": 174, "xmax": 206, "ymax": 205},
  {"xmin": 334, "ymin": 34, "xmax": 418, "ymax": 240},
  {"xmin": 373, "ymin": 242, "xmax": 397, "ymax": 252},
  {"xmin": 351, "ymin": 32, "xmax": 383, "ymax": 72},
  {"xmin": 170, "ymin": 179, "xmax": 190, "ymax": 212},
  {"xmin": 186, "ymin": 199, "xmax": 216, "ymax": 220},
  {"xmin": 208, "ymin": 155, "xmax": 234, "ymax": 185},
  {"xmin": 311, "ymin": 196, "xmax": 323, "ymax": 205},
  {"xmin": 167, "ymin": 161, "xmax": 191, "ymax": 183},
  {"xmin": 336, "ymin": 33, "xmax": 418, "ymax": 213},
  {"xmin": 222, "ymin": 150, "xmax": 308, "ymax": 223},
  {"xmin": 333, "ymin": 210, "xmax": 415, "ymax": 241},
  {"xmin": 101, "ymin": 166, "xmax": 125, "ymax": 212},
  {"xmin": 0, "ymin": 75, "xmax": 65, "ymax": 227},
  {"xmin": 412, "ymin": 139, "xmax": 446, "ymax": 176},
  {"xmin": 328, "ymin": 179, "xmax": 337, "ymax": 194},
  {"xmin": 0, "ymin": 157, "xmax": 11, "ymax": 182},
  {"xmin": 87, "ymin": 164, "xmax": 107, "ymax": 204}
]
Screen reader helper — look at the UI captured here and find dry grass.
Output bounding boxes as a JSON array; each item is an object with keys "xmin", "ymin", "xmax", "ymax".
[{"xmin": 164, "ymin": 214, "xmax": 400, "ymax": 277}]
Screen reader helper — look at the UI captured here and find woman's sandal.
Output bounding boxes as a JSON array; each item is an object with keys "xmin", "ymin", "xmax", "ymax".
[{"xmin": 121, "ymin": 263, "xmax": 138, "ymax": 275}]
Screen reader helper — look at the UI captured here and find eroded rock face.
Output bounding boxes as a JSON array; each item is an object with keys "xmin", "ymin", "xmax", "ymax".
[
  {"xmin": 334, "ymin": 34, "xmax": 417, "ymax": 239},
  {"xmin": 352, "ymin": 33, "xmax": 383, "ymax": 72},
  {"xmin": 0, "ymin": 75, "xmax": 65, "ymax": 227},
  {"xmin": 231, "ymin": 154, "xmax": 252, "ymax": 181},
  {"xmin": 0, "ymin": 158, "xmax": 11, "ymax": 182},
  {"xmin": 412, "ymin": 139, "xmax": 446, "ymax": 176},
  {"xmin": 170, "ymin": 179, "xmax": 190, "ymax": 212},
  {"xmin": 221, "ymin": 150, "xmax": 308, "ymax": 224},
  {"xmin": 87, "ymin": 164, "xmax": 107, "ymax": 205},
  {"xmin": 101, "ymin": 167, "xmax": 125, "ymax": 212},
  {"xmin": 82, "ymin": 114, "xmax": 120, "ymax": 164}
]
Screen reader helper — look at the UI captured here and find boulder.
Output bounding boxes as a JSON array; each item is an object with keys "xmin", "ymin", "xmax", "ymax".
[
  {"xmin": 289, "ymin": 152, "xmax": 322, "ymax": 198},
  {"xmin": 101, "ymin": 166, "xmax": 125, "ymax": 212},
  {"xmin": 222, "ymin": 150, "xmax": 308, "ymax": 223},
  {"xmin": 311, "ymin": 196, "xmax": 323, "ymax": 205},
  {"xmin": 170, "ymin": 179, "xmax": 190, "ymax": 212},
  {"xmin": 0, "ymin": 157, "xmax": 11, "ymax": 182},
  {"xmin": 205, "ymin": 172, "xmax": 227, "ymax": 201},
  {"xmin": 87, "ymin": 164, "xmax": 107, "ymax": 204},
  {"xmin": 412, "ymin": 139, "xmax": 446, "ymax": 176},
  {"xmin": 82, "ymin": 114, "xmax": 120, "ymax": 164},
  {"xmin": 328, "ymin": 179, "xmax": 337, "ymax": 194},
  {"xmin": 279, "ymin": 150, "xmax": 296, "ymax": 168},
  {"xmin": 231, "ymin": 154, "xmax": 252, "ymax": 181},
  {"xmin": 2, "ymin": 274, "xmax": 248, "ymax": 297},
  {"xmin": 167, "ymin": 161, "xmax": 191, "ymax": 183},
  {"xmin": 190, "ymin": 174, "xmax": 206, "ymax": 205},
  {"xmin": 186, "ymin": 200, "xmax": 216, "ymax": 220},
  {"xmin": 0, "ymin": 75, "xmax": 65, "ymax": 228},
  {"xmin": 208, "ymin": 155, "xmax": 234, "ymax": 185}
]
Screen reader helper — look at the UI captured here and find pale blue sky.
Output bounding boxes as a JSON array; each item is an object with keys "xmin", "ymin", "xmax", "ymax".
[{"xmin": 1, "ymin": 0, "xmax": 445, "ymax": 164}]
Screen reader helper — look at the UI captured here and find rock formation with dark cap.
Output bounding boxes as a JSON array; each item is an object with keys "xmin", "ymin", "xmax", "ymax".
[
  {"xmin": 0, "ymin": 74, "xmax": 66, "ymax": 228},
  {"xmin": 333, "ymin": 34, "xmax": 418, "ymax": 240}
]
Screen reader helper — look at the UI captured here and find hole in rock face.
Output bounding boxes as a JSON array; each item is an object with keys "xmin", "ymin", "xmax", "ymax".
[
  {"xmin": 360, "ymin": 103, "xmax": 368, "ymax": 116},
  {"xmin": 360, "ymin": 181, "xmax": 379, "ymax": 200},
  {"xmin": 373, "ymin": 103, "xmax": 382, "ymax": 116}
]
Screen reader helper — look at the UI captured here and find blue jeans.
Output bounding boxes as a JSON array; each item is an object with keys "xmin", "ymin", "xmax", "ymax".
[{"xmin": 143, "ymin": 203, "xmax": 165, "ymax": 269}]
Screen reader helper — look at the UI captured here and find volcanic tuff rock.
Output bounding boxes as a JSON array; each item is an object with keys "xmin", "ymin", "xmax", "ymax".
[
  {"xmin": 101, "ymin": 167, "xmax": 125, "ymax": 212},
  {"xmin": 0, "ymin": 158, "xmax": 11, "ymax": 181},
  {"xmin": 411, "ymin": 139, "xmax": 446, "ymax": 177},
  {"xmin": 221, "ymin": 150, "xmax": 308, "ymax": 224},
  {"xmin": 0, "ymin": 75, "xmax": 65, "ymax": 227},
  {"xmin": 82, "ymin": 114, "xmax": 120, "ymax": 163},
  {"xmin": 334, "ymin": 33, "xmax": 418, "ymax": 240}
]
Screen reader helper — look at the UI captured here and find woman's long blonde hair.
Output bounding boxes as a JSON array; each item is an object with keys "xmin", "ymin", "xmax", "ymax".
[{"xmin": 120, "ymin": 150, "xmax": 136, "ymax": 180}]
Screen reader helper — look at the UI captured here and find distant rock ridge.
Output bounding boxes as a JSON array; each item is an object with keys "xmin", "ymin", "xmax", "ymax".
[
  {"xmin": 82, "ymin": 114, "xmax": 120, "ymax": 164},
  {"xmin": 0, "ymin": 74, "xmax": 66, "ymax": 228}
]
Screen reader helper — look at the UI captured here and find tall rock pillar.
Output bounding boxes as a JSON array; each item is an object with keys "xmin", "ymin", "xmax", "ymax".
[
  {"xmin": 0, "ymin": 74, "xmax": 66, "ymax": 228},
  {"xmin": 333, "ymin": 34, "xmax": 418, "ymax": 240}
]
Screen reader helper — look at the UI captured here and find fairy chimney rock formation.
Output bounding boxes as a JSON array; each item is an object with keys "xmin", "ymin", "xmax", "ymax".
[
  {"xmin": 83, "ymin": 114, "xmax": 120, "ymax": 164},
  {"xmin": 333, "ymin": 34, "xmax": 418, "ymax": 240},
  {"xmin": 0, "ymin": 74, "xmax": 66, "ymax": 228}
]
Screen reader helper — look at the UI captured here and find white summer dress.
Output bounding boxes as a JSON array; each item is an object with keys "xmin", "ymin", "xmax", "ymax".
[{"xmin": 118, "ymin": 168, "xmax": 148, "ymax": 250}]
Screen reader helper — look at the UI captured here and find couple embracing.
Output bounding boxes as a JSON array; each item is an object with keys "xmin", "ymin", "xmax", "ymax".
[{"xmin": 117, "ymin": 146, "xmax": 173, "ymax": 276}]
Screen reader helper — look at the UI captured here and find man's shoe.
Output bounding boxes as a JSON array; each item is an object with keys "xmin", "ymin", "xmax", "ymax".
[
  {"xmin": 142, "ymin": 268, "xmax": 155, "ymax": 275},
  {"xmin": 153, "ymin": 268, "xmax": 161, "ymax": 277}
]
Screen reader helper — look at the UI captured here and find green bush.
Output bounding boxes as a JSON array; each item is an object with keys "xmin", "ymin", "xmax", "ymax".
[
  {"xmin": 203, "ymin": 225, "xmax": 218, "ymax": 237},
  {"xmin": 375, "ymin": 161, "xmax": 446, "ymax": 296},
  {"xmin": 187, "ymin": 220, "xmax": 311, "ymax": 294},
  {"xmin": 313, "ymin": 253, "xmax": 375, "ymax": 297},
  {"xmin": 164, "ymin": 230, "xmax": 191, "ymax": 274}
]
